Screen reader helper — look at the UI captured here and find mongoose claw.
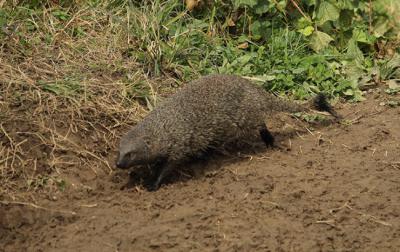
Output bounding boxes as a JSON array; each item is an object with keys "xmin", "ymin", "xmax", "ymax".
[{"xmin": 147, "ymin": 183, "xmax": 161, "ymax": 192}]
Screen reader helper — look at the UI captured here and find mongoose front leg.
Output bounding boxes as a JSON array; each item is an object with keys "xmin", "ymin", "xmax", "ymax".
[
  {"xmin": 149, "ymin": 162, "xmax": 177, "ymax": 191},
  {"xmin": 259, "ymin": 125, "xmax": 275, "ymax": 147}
]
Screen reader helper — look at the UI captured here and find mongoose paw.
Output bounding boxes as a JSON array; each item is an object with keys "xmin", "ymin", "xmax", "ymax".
[
  {"xmin": 271, "ymin": 144, "xmax": 285, "ymax": 151},
  {"xmin": 259, "ymin": 127, "xmax": 275, "ymax": 148},
  {"xmin": 147, "ymin": 182, "xmax": 161, "ymax": 192}
]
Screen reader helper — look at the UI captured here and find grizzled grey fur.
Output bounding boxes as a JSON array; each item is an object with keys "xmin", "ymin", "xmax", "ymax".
[{"xmin": 116, "ymin": 74, "xmax": 338, "ymax": 190}]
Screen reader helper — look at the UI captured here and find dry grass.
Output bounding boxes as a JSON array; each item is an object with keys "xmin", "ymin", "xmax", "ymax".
[
  {"xmin": 0, "ymin": 2, "xmax": 171, "ymax": 201},
  {"xmin": 384, "ymin": 0, "xmax": 400, "ymax": 39}
]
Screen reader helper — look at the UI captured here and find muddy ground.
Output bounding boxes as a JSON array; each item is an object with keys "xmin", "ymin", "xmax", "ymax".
[{"xmin": 1, "ymin": 92, "xmax": 400, "ymax": 252}]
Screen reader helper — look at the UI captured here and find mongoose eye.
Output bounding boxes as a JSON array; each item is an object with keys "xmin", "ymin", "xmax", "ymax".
[{"xmin": 129, "ymin": 151, "xmax": 136, "ymax": 159}]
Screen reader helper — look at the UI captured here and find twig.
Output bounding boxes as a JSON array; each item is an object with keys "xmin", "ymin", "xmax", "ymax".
[
  {"xmin": 329, "ymin": 201, "xmax": 392, "ymax": 227},
  {"xmin": 0, "ymin": 200, "xmax": 77, "ymax": 215},
  {"xmin": 289, "ymin": 0, "xmax": 309, "ymax": 21},
  {"xmin": 263, "ymin": 200, "xmax": 280, "ymax": 208},
  {"xmin": 368, "ymin": 0, "xmax": 373, "ymax": 34},
  {"xmin": 79, "ymin": 203, "xmax": 98, "ymax": 208},
  {"xmin": 304, "ymin": 126, "xmax": 315, "ymax": 136},
  {"xmin": 316, "ymin": 219, "xmax": 336, "ymax": 228}
]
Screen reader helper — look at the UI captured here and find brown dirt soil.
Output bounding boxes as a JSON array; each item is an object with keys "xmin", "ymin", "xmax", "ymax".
[{"xmin": 1, "ymin": 92, "xmax": 400, "ymax": 252}]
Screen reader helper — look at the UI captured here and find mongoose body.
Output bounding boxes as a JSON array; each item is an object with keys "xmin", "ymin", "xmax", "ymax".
[{"xmin": 117, "ymin": 74, "xmax": 337, "ymax": 190}]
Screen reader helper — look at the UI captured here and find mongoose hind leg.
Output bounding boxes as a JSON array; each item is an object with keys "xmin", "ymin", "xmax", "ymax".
[{"xmin": 259, "ymin": 125, "xmax": 275, "ymax": 147}]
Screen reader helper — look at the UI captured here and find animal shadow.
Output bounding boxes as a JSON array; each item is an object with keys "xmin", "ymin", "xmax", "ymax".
[{"xmin": 117, "ymin": 139, "xmax": 273, "ymax": 191}]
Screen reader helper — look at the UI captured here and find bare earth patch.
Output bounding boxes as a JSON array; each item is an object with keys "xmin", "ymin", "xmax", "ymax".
[{"xmin": 1, "ymin": 91, "xmax": 399, "ymax": 252}]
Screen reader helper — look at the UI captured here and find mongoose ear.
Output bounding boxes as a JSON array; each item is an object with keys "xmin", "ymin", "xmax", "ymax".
[{"xmin": 138, "ymin": 138, "xmax": 148, "ymax": 150}]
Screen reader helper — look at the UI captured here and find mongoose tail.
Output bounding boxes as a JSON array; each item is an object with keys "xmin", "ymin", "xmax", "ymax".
[
  {"xmin": 312, "ymin": 93, "xmax": 341, "ymax": 119},
  {"xmin": 270, "ymin": 93, "xmax": 341, "ymax": 119}
]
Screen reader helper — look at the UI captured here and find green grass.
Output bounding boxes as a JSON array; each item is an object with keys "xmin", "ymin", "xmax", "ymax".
[
  {"xmin": 98, "ymin": 0, "xmax": 399, "ymax": 101},
  {"xmin": 3, "ymin": 0, "xmax": 398, "ymax": 101}
]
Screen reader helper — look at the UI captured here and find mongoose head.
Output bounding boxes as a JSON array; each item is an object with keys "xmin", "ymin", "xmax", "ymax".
[{"xmin": 116, "ymin": 128, "xmax": 152, "ymax": 169}]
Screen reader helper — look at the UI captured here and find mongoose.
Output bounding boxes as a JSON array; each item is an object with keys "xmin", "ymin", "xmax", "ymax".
[{"xmin": 116, "ymin": 74, "xmax": 339, "ymax": 191}]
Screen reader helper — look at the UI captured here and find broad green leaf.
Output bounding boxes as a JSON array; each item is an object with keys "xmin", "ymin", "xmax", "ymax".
[
  {"xmin": 0, "ymin": 10, "xmax": 7, "ymax": 27},
  {"xmin": 292, "ymin": 67, "xmax": 307, "ymax": 74},
  {"xmin": 309, "ymin": 31, "xmax": 334, "ymax": 52},
  {"xmin": 234, "ymin": 54, "xmax": 253, "ymax": 65},
  {"xmin": 252, "ymin": 75, "xmax": 277, "ymax": 82},
  {"xmin": 296, "ymin": 17, "xmax": 313, "ymax": 29},
  {"xmin": 346, "ymin": 39, "xmax": 364, "ymax": 63},
  {"xmin": 343, "ymin": 61, "xmax": 364, "ymax": 81},
  {"xmin": 303, "ymin": 0, "xmax": 317, "ymax": 6},
  {"xmin": 352, "ymin": 28, "xmax": 375, "ymax": 44},
  {"xmin": 276, "ymin": 0, "xmax": 287, "ymax": 12},
  {"xmin": 254, "ymin": 1, "xmax": 269, "ymax": 14},
  {"xmin": 383, "ymin": 53, "xmax": 400, "ymax": 79},
  {"xmin": 250, "ymin": 20, "xmax": 270, "ymax": 40},
  {"xmin": 337, "ymin": 0, "xmax": 357, "ymax": 10},
  {"xmin": 352, "ymin": 90, "xmax": 366, "ymax": 101},
  {"xmin": 372, "ymin": 0, "xmax": 389, "ymax": 14},
  {"xmin": 385, "ymin": 88, "xmax": 400, "ymax": 95},
  {"xmin": 298, "ymin": 26, "xmax": 314, "ymax": 36},
  {"xmin": 234, "ymin": 0, "xmax": 257, "ymax": 8},
  {"xmin": 251, "ymin": 21, "xmax": 262, "ymax": 40},
  {"xmin": 338, "ymin": 9, "xmax": 353, "ymax": 28},
  {"xmin": 316, "ymin": 1, "xmax": 340, "ymax": 25},
  {"xmin": 387, "ymin": 79, "xmax": 400, "ymax": 89},
  {"xmin": 373, "ymin": 18, "xmax": 390, "ymax": 38},
  {"xmin": 52, "ymin": 10, "xmax": 70, "ymax": 21}
]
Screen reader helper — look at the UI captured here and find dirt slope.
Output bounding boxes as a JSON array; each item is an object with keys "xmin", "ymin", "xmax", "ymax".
[{"xmin": 1, "ymin": 93, "xmax": 400, "ymax": 252}]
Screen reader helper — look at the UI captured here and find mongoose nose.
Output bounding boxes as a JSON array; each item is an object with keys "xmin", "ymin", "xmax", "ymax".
[
  {"xmin": 116, "ymin": 156, "xmax": 130, "ymax": 169},
  {"xmin": 116, "ymin": 154, "xmax": 125, "ymax": 169},
  {"xmin": 116, "ymin": 160, "xmax": 123, "ymax": 168}
]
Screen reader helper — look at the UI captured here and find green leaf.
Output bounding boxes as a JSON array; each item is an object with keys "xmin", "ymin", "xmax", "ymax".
[
  {"xmin": 387, "ymin": 80, "xmax": 400, "ymax": 89},
  {"xmin": 298, "ymin": 26, "xmax": 314, "ymax": 36},
  {"xmin": 0, "ymin": 10, "xmax": 7, "ymax": 27},
  {"xmin": 296, "ymin": 17, "xmax": 313, "ymax": 31},
  {"xmin": 254, "ymin": 1, "xmax": 269, "ymax": 14},
  {"xmin": 234, "ymin": 0, "xmax": 258, "ymax": 8},
  {"xmin": 52, "ymin": 10, "xmax": 70, "ymax": 21},
  {"xmin": 373, "ymin": 18, "xmax": 390, "ymax": 38},
  {"xmin": 343, "ymin": 62, "xmax": 364, "ymax": 81},
  {"xmin": 250, "ymin": 20, "xmax": 270, "ymax": 40},
  {"xmin": 316, "ymin": 1, "xmax": 340, "ymax": 25},
  {"xmin": 385, "ymin": 87, "xmax": 400, "ymax": 95},
  {"xmin": 38, "ymin": 78, "xmax": 81, "ymax": 96},
  {"xmin": 352, "ymin": 90, "xmax": 366, "ymax": 101},
  {"xmin": 309, "ymin": 31, "xmax": 334, "ymax": 52},
  {"xmin": 381, "ymin": 54, "xmax": 400, "ymax": 79},
  {"xmin": 303, "ymin": 0, "xmax": 317, "ymax": 6},
  {"xmin": 343, "ymin": 89, "xmax": 353, "ymax": 96},
  {"xmin": 337, "ymin": 0, "xmax": 357, "ymax": 10},
  {"xmin": 387, "ymin": 100, "xmax": 400, "ymax": 107},
  {"xmin": 338, "ymin": 9, "xmax": 353, "ymax": 28},
  {"xmin": 255, "ymin": 75, "xmax": 277, "ymax": 81},
  {"xmin": 352, "ymin": 28, "xmax": 374, "ymax": 44},
  {"xmin": 346, "ymin": 39, "xmax": 364, "ymax": 63}
]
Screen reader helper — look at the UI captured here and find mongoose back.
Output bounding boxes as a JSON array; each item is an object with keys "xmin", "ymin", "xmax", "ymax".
[{"xmin": 116, "ymin": 74, "xmax": 338, "ymax": 190}]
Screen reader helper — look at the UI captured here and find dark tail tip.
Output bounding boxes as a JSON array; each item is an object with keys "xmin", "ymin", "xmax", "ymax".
[{"xmin": 313, "ymin": 93, "xmax": 341, "ymax": 119}]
